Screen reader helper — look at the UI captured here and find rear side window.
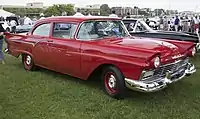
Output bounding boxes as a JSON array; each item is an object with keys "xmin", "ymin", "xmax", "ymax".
[
  {"xmin": 52, "ymin": 23, "xmax": 77, "ymax": 39},
  {"xmin": 32, "ymin": 23, "xmax": 51, "ymax": 37}
]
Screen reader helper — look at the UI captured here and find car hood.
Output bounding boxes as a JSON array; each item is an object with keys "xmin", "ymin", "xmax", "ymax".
[
  {"xmin": 129, "ymin": 30, "xmax": 199, "ymax": 43},
  {"xmin": 16, "ymin": 25, "xmax": 33, "ymax": 29},
  {"xmin": 155, "ymin": 30, "xmax": 198, "ymax": 38},
  {"xmin": 114, "ymin": 37, "xmax": 177, "ymax": 51},
  {"xmin": 101, "ymin": 37, "xmax": 182, "ymax": 63}
]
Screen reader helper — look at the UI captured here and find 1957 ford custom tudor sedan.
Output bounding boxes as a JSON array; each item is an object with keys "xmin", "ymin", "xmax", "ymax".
[{"xmin": 4, "ymin": 16, "xmax": 196, "ymax": 98}]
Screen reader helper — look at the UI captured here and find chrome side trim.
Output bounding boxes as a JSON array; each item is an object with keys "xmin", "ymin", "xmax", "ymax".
[{"xmin": 10, "ymin": 39, "xmax": 35, "ymax": 46}]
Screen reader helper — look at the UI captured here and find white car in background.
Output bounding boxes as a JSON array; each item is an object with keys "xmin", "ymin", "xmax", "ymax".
[{"xmin": 0, "ymin": 21, "xmax": 11, "ymax": 32}]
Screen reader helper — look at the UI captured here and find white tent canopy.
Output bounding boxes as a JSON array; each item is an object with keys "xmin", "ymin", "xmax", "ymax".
[{"xmin": 0, "ymin": 9, "xmax": 15, "ymax": 18}]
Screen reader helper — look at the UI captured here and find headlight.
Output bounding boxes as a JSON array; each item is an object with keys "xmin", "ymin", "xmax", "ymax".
[
  {"xmin": 154, "ymin": 57, "xmax": 160, "ymax": 68},
  {"xmin": 192, "ymin": 47, "xmax": 196, "ymax": 56}
]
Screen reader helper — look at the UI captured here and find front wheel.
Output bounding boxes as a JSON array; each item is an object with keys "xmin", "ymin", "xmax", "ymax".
[
  {"xmin": 102, "ymin": 66, "xmax": 126, "ymax": 99},
  {"xmin": 22, "ymin": 54, "xmax": 36, "ymax": 71}
]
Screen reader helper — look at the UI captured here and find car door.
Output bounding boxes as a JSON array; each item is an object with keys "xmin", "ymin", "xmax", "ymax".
[
  {"xmin": 48, "ymin": 22, "xmax": 82, "ymax": 77},
  {"xmin": 28, "ymin": 22, "xmax": 54, "ymax": 68}
]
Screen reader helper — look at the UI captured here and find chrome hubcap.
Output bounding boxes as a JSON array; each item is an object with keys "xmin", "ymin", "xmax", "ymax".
[
  {"xmin": 108, "ymin": 75, "xmax": 116, "ymax": 89},
  {"xmin": 26, "ymin": 55, "xmax": 31, "ymax": 65}
]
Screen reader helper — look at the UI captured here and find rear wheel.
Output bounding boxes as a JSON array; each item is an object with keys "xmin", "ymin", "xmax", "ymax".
[
  {"xmin": 22, "ymin": 54, "xmax": 36, "ymax": 71},
  {"xmin": 102, "ymin": 66, "xmax": 126, "ymax": 99}
]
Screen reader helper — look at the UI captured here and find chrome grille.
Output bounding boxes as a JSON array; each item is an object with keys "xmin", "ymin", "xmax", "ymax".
[{"xmin": 154, "ymin": 58, "xmax": 189, "ymax": 77}]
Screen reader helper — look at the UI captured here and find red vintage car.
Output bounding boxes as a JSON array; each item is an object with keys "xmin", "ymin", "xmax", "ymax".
[{"xmin": 4, "ymin": 16, "xmax": 196, "ymax": 98}]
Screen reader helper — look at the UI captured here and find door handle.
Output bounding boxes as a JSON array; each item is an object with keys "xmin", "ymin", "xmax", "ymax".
[{"xmin": 47, "ymin": 39, "xmax": 53, "ymax": 42}]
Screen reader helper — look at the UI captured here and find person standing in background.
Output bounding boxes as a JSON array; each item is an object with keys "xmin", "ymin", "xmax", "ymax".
[
  {"xmin": 0, "ymin": 22, "xmax": 5, "ymax": 64},
  {"xmin": 190, "ymin": 17, "xmax": 195, "ymax": 33},
  {"xmin": 10, "ymin": 19, "xmax": 17, "ymax": 33},
  {"xmin": 174, "ymin": 16, "xmax": 180, "ymax": 31},
  {"xmin": 109, "ymin": 10, "xmax": 118, "ymax": 17},
  {"xmin": 87, "ymin": 12, "xmax": 92, "ymax": 16},
  {"xmin": 199, "ymin": 15, "xmax": 200, "ymax": 34},
  {"xmin": 199, "ymin": 15, "xmax": 200, "ymax": 33},
  {"xmin": 193, "ymin": 16, "xmax": 200, "ymax": 39},
  {"xmin": 163, "ymin": 16, "xmax": 169, "ymax": 31},
  {"xmin": 126, "ymin": 12, "xmax": 131, "ymax": 18},
  {"xmin": 169, "ymin": 17, "xmax": 175, "ymax": 31},
  {"xmin": 86, "ymin": 10, "xmax": 92, "ymax": 16},
  {"xmin": 159, "ymin": 16, "xmax": 164, "ymax": 30},
  {"xmin": 18, "ymin": 16, "xmax": 24, "ymax": 25},
  {"xmin": 145, "ymin": 18, "xmax": 150, "ymax": 26},
  {"xmin": 178, "ymin": 17, "xmax": 184, "ymax": 31},
  {"xmin": 24, "ymin": 16, "xmax": 32, "ymax": 25},
  {"xmin": 187, "ymin": 19, "xmax": 191, "ymax": 32},
  {"xmin": 73, "ymin": 8, "xmax": 84, "ymax": 16},
  {"xmin": 182, "ymin": 16, "xmax": 189, "ymax": 32}
]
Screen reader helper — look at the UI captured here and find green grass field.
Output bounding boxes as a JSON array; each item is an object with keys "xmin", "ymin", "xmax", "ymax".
[{"xmin": 0, "ymin": 53, "xmax": 200, "ymax": 119}]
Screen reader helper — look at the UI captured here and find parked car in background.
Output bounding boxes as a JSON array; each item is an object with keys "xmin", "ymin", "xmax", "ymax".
[
  {"xmin": 122, "ymin": 19, "xmax": 200, "ymax": 51},
  {"xmin": 6, "ymin": 16, "xmax": 19, "ymax": 25},
  {"xmin": 0, "ymin": 21, "xmax": 11, "ymax": 32},
  {"xmin": 4, "ymin": 16, "xmax": 196, "ymax": 98},
  {"xmin": 16, "ymin": 24, "xmax": 34, "ymax": 33},
  {"xmin": 0, "ymin": 16, "xmax": 19, "ymax": 32},
  {"xmin": 149, "ymin": 20, "xmax": 159, "ymax": 30}
]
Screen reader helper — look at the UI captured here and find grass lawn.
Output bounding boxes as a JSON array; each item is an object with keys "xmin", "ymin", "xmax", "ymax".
[{"xmin": 0, "ymin": 53, "xmax": 200, "ymax": 119}]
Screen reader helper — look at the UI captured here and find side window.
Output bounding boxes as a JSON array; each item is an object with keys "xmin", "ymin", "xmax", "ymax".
[
  {"xmin": 52, "ymin": 23, "xmax": 77, "ymax": 39},
  {"xmin": 32, "ymin": 23, "xmax": 51, "ymax": 37},
  {"xmin": 135, "ymin": 21, "xmax": 147, "ymax": 32},
  {"xmin": 77, "ymin": 22, "xmax": 99, "ymax": 40},
  {"xmin": 126, "ymin": 22, "xmax": 135, "ymax": 31}
]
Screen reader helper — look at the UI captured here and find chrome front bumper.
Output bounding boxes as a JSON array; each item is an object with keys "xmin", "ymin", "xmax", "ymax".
[{"xmin": 125, "ymin": 63, "xmax": 196, "ymax": 92}]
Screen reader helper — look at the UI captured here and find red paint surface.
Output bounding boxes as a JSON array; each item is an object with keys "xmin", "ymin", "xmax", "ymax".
[{"xmin": 5, "ymin": 17, "xmax": 195, "ymax": 81}]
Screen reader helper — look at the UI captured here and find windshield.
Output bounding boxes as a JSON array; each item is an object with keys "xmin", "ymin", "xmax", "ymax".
[
  {"xmin": 138, "ymin": 20, "xmax": 154, "ymax": 32},
  {"xmin": 123, "ymin": 20, "xmax": 137, "ymax": 32},
  {"xmin": 76, "ymin": 20, "xmax": 129, "ymax": 40},
  {"xmin": 123, "ymin": 20, "xmax": 154, "ymax": 32}
]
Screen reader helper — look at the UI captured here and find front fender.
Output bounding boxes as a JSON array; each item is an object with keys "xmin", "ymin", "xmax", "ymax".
[{"xmin": 81, "ymin": 53, "xmax": 148, "ymax": 81}]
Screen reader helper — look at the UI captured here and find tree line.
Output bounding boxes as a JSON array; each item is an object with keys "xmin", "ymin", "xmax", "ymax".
[{"xmin": 3, "ymin": 4, "xmax": 176, "ymax": 18}]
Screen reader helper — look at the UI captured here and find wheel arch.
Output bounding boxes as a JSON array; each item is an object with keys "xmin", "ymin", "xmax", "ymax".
[
  {"xmin": 21, "ymin": 51, "xmax": 34, "ymax": 60},
  {"xmin": 87, "ymin": 63, "xmax": 123, "ymax": 80}
]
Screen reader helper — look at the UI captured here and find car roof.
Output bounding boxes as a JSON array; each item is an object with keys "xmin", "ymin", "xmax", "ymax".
[
  {"xmin": 122, "ymin": 19, "xmax": 138, "ymax": 22},
  {"xmin": 38, "ymin": 16, "xmax": 122, "ymax": 23},
  {"xmin": 122, "ymin": 19, "xmax": 138, "ymax": 21}
]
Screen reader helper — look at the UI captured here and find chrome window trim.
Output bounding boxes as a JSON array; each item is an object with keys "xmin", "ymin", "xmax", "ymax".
[{"xmin": 74, "ymin": 20, "xmax": 130, "ymax": 41}]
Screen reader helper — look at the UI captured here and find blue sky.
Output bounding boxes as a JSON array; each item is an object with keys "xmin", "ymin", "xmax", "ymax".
[{"xmin": 1, "ymin": 0, "xmax": 200, "ymax": 12}]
